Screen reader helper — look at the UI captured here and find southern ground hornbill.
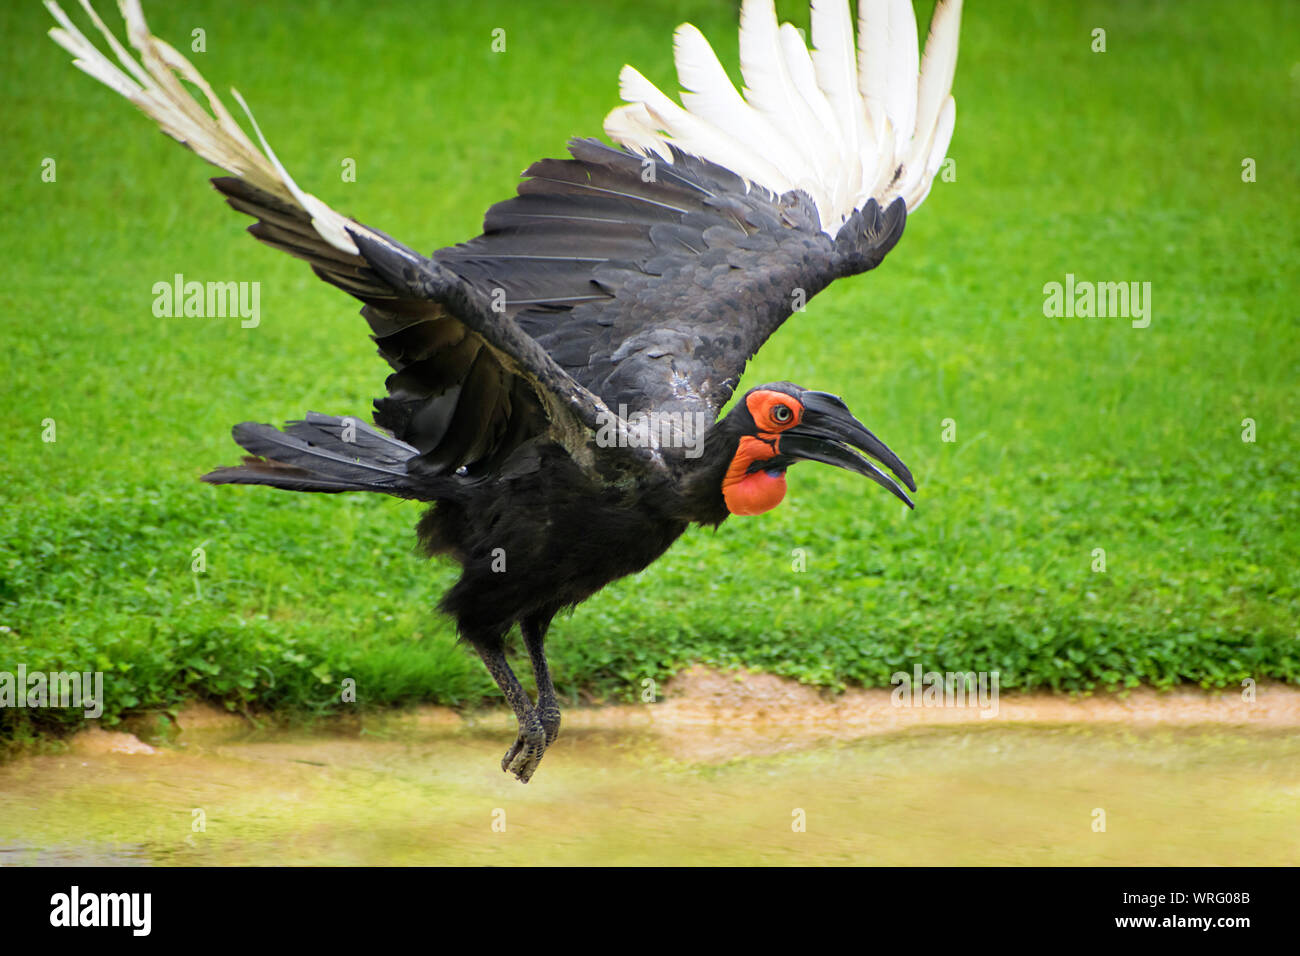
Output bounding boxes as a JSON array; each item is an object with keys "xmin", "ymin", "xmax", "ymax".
[{"xmin": 49, "ymin": 0, "xmax": 962, "ymax": 781}]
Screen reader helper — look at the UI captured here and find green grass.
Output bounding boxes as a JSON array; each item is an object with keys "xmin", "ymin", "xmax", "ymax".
[{"xmin": 1, "ymin": 0, "xmax": 1297, "ymax": 739}]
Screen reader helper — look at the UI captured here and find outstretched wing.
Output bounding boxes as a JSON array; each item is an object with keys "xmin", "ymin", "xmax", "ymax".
[
  {"xmin": 45, "ymin": 0, "xmax": 636, "ymax": 478},
  {"xmin": 421, "ymin": 0, "xmax": 960, "ymax": 431},
  {"xmin": 49, "ymin": 0, "xmax": 959, "ymax": 471}
]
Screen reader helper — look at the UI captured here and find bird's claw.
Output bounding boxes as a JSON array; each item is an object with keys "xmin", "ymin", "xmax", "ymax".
[{"xmin": 502, "ymin": 711, "xmax": 548, "ymax": 783}]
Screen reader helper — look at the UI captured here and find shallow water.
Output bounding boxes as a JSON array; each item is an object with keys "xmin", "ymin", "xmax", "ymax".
[{"xmin": 1, "ymin": 719, "xmax": 1296, "ymax": 865}]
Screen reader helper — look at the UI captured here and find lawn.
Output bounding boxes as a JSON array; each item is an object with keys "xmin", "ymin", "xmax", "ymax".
[{"xmin": 1, "ymin": 0, "xmax": 1296, "ymax": 739}]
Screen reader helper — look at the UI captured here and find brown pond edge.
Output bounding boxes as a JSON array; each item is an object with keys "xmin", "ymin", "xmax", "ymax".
[{"xmin": 60, "ymin": 667, "xmax": 1300, "ymax": 757}]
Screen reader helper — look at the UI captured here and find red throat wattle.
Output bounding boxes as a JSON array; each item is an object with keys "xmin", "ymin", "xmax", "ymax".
[{"xmin": 722, "ymin": 435, "xmax": 787, "ymax": 515}]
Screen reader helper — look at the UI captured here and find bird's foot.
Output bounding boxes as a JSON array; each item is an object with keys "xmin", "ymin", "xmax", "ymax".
[
  {"xmin": 502, "ymin": 706, "xmax": 561, "ymax": 783},
  {"xmin": 502, "ymin": 711, "xmax": 546, "ymax": 783}
]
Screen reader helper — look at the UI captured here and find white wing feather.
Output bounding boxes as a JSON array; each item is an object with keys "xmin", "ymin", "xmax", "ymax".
[
  {"xmin": 605, "ymin": 0, "xmax": 963, "ymax": 233},
  {"xmin": 45, "ymin": 0, "xmax": 361, "ymax": 254},
  {"xmin": 673, "ymin": 24, "xmax": 808, "ymax": 189},
  {"xmin": 904, "ymin": 0, "xmax": 963, "ymax": 188},
  {"xmin": 880, "ymin": 0, "xmax": 921, "ymax": 158},
  {"xmin": 809, "ymin": 0, "xmax": 871, "ymax": 211},
  {"xmin": 736, "ymin": 0, "xmax": 834, "ymax": 213},
  {"xmin": 603, "ymin": 102, "xmax": 672, "ymax": 158},
  {"xmin": 617, "ymin": 64, "xmax": 794, "ymax": 192},
  {"xmin": 778, "ymin": 22, "xmax": 852, "ymax": 214}
]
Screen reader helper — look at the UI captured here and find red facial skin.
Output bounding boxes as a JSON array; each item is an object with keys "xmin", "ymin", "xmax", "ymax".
[{"xmin": 721, "ymin": 390, "xmax": 804, "ymax": 516}]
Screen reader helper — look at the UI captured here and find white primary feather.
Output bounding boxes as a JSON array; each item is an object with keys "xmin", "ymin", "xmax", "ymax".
[
  {"xmin": 808, "ymin": 0, "xmax": 870, "ymax": 212},
  {"xmin": 903, "ymin": 0, "xmax": 962, "ymax": 193},
  {"xmin": 603, "ymin": 102, "xmax": 671, "ymax": 159},
  {"xmin": 907, "ymin": 94, "xmax": 956, "ymax": 210},
  {"xmin": 736, "ymin": 0, "xmax": 834, "ymax": 213},
  {"xmin": 46, "ymin": 0, "xmax": 361, "ymax": 254},
  {"xmin": 875, "ymin": 0, "xmax": 921, "ymax": 157},
  {"xmin": 618, "ymin": 64, "xmax": 793, "ymax": 193},
  {"xmin": 854, "ymin": 0, "xmax": 889, "ymax": 144},
  {"xmin": 778, "ymin": 21, "xmax": 853, "ymax": 214},
  {"xmin": 605, "ymin": 0, "xmax": 963, "ymax": 234},
  {"xmin": 672, "ymin": 24, "xmax": 809, "ymax": 190}
]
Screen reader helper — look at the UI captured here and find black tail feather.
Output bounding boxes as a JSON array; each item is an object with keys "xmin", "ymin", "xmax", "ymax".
[{"xmin": 202, "ymin": 413, "xmax": 423, "ymax": 498}]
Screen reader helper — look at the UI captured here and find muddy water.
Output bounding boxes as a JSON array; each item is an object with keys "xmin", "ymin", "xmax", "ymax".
[{"xmin": 1, "ymin": 716, "xmax": 1297, "ymax": 865}]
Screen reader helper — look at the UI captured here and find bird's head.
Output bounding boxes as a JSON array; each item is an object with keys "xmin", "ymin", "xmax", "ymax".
[{"xmin": 717, "ymin": 383, "xmax": 916, "ymax": 517}]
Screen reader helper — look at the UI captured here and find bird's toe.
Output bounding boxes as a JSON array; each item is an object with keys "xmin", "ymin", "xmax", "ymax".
[
  {"xmin": 502, "ymin": 713, "xmax": 548, "ymax": 783},
  {"xmin": 537, "ymin": 706, "xmax": 562, "ymax": 747}
]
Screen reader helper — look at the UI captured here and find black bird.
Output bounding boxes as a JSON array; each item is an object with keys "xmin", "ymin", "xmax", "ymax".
[{"xmin": 49, "ymin": 0, "xmax": 962, "ymax": 781}]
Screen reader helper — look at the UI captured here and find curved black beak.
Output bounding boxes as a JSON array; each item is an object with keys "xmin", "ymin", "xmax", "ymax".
[{"xmin": 755, "ymin": 391, "xmax": 917, "ymax": 508}]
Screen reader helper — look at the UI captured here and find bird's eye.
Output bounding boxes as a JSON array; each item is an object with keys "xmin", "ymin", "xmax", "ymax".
[{"xmin": 771, "ymin": 404, "xmax": 793, "ymax": 424}]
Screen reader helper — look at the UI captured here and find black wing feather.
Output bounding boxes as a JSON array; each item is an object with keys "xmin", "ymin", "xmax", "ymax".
[{"xmin": 422, "ymin": 138, "xmax": 907, "ymax": 428}]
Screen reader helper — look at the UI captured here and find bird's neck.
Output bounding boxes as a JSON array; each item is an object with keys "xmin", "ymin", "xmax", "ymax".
[{"xmin": 671, "ymin": 419, "xmax": 785, "ymax": 525}]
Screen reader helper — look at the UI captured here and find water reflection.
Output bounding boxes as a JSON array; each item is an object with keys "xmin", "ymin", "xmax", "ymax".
[{"xmin": 1, "ymin": 719, "xmax": 1295, "ymax": 865}]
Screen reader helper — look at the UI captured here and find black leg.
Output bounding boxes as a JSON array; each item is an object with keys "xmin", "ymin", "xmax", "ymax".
[
  {"xmin": 470, "ymin": 631, "xmax": 532, "ymax": 724},
  {"xmin": 468, "ymin": 627, "xmax": 548, "ymax": 784},
  {"xmin": 522, "ymin": 613, "xmax": 561, "ymax": 746}
]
